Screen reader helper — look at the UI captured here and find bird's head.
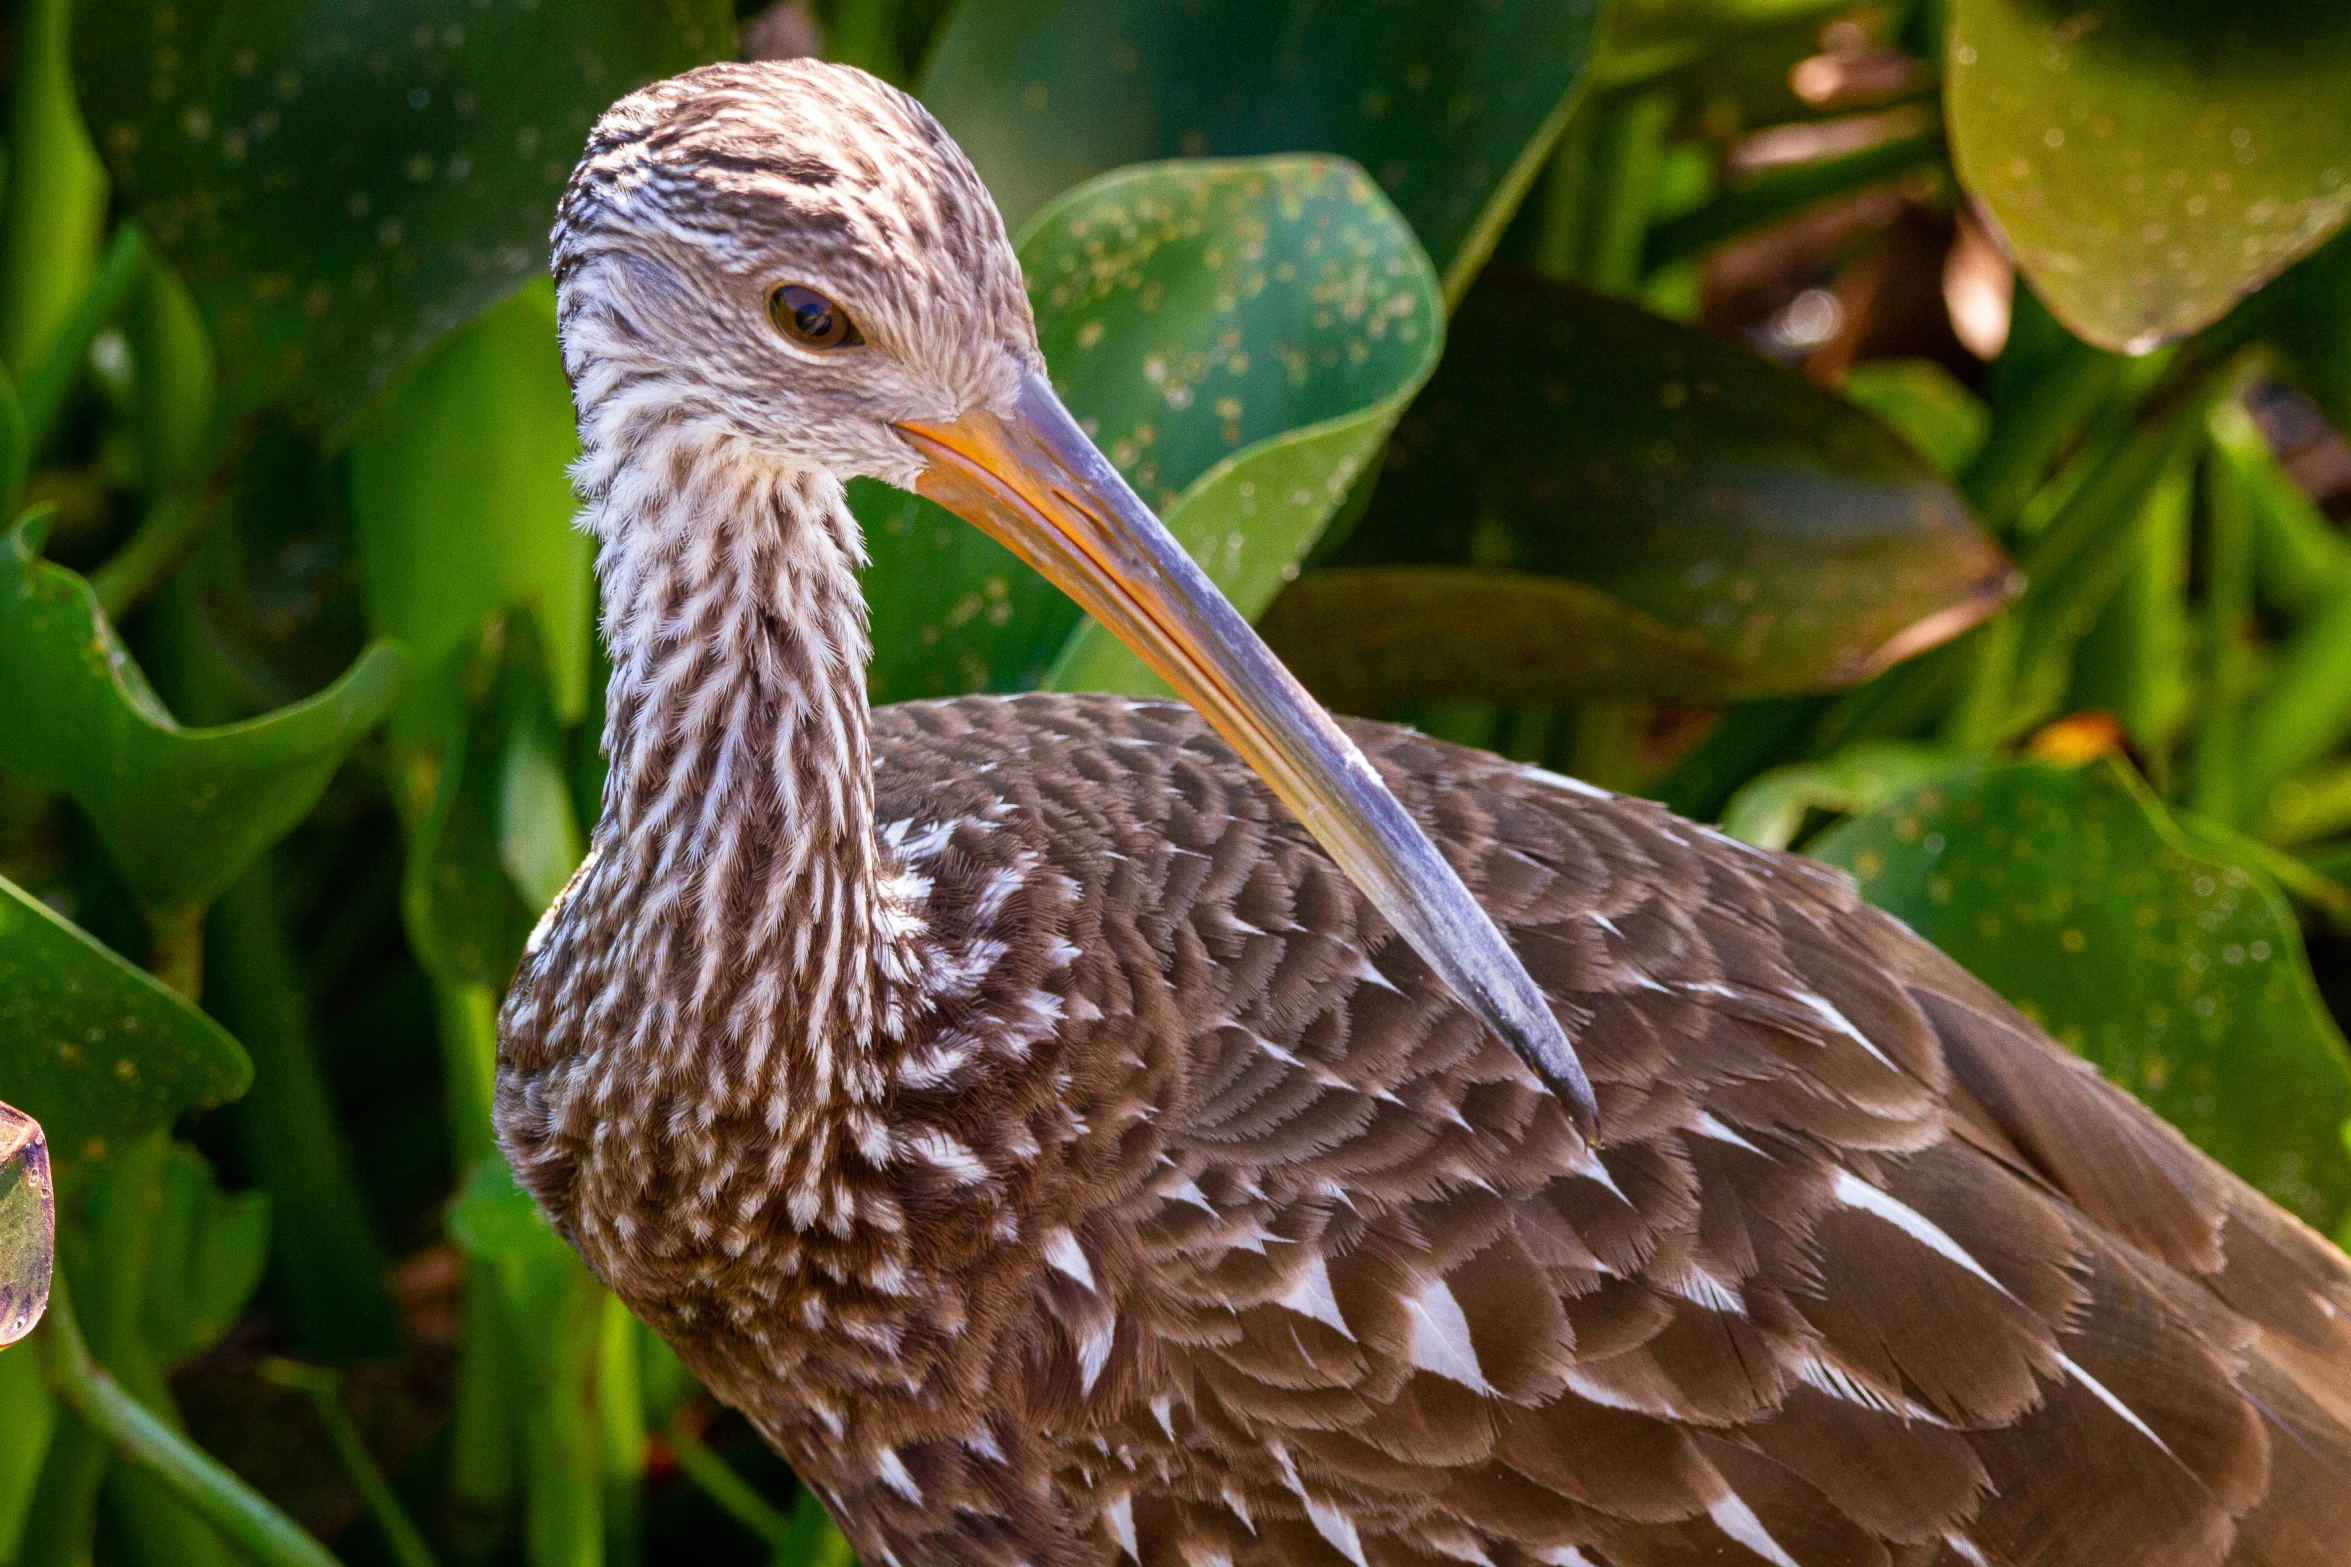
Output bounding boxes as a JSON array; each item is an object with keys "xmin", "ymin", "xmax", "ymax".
[{"xmin": 550, "ymin": 59, "xmax": 1600, "ymax": 1139}]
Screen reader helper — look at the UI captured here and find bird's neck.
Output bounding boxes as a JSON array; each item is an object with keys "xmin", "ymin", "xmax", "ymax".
[{"xmin": 585, "ymin": 446, "xmax": 912, "ymax": 1102}]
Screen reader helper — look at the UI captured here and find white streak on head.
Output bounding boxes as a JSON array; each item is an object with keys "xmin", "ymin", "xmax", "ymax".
[
  {"xmin": 1523, "ymin": 764, "xmax": 1610, "ymax": 800},
  {"xmin": 1943, "ymin": 1535, "xmax": 1991, "ymax": 1566}
]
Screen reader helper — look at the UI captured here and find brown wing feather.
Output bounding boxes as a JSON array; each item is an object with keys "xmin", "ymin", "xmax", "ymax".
[{"xmin": 838, "ymin": 696, "xmax": 2351, "ymax": 1567}]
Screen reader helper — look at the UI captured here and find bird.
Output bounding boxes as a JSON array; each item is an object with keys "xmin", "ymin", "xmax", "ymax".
[{"xmin": 495, "ymin": 57, "xmax": 2351, "ymax": 1567}]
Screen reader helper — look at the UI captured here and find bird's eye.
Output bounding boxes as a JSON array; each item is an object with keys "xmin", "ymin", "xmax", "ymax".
[{"xmin": 768, "ymin": 284, "xmax": 863, "ymax": 350}]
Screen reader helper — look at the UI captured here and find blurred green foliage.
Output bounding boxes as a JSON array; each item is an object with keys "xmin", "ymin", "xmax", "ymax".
[{"xmin": 0, "ymin": 0, "xmax": 2346, "ymax": 1564}]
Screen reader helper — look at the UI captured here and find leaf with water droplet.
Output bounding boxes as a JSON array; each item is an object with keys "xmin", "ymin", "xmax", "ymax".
[
  {"xmin": 0, "ymin": 514, "xmax": 403, "ymax": 912},
  {"xmin": 0, "ymin": 874, "xmax": 250, "ymax": 1164},
  {"xmin": 1305, "ymin": 274, "xmax": 2015, "ymax": 707},
  {"xmin": 919, "ymin": 0, "xmax": 1604, "ymax": 301},
  {"xmin": 1808, "ymin": 754, "xmax": 2351, "ymax": 1230},
  {"xmin": 72, "ymin": 0, "xmax": 734, "ymax": 433},
  {"xmin": 0, "ymin": 1102, "xmax": 52, "ymax": 1347},
  {"xmin": 1948, "ymin": 0, "xmax": 2351, "ymax": 352}
]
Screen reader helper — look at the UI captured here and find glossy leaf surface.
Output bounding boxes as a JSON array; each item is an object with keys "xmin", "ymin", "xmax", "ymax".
[
  {"xmin": 0, "ymin": 517, "xmax": 402, "ymax": 912},
  {"xmin": 0, "ymin": 1102, "xmax": 50, "ymax": 1347},
  {"xmin": 73, "ymin": 0, "xmax": 733, "ymax": 431},
  {"xmin": 1322, "ymin": 274, "xmax": 2015, "ymax": 700},
  {"xmin": 350, "ymin": 283, "xmax": 593, "ymax": 739},
  {"xmin": 0, "ymin": 874, "xmax": 250, "ymax": 1162},
  {"xmin": 919, "ymin": 0, "xmax": 1602, "ymax": 298},
  {"xmin": 866, "ymin": 155, "xmax": 1444, "ymax": 700},
  {"xmin": 1810, "ymin": 756, "xmax": 2351, "ymax": 1229},
  {"xmin": 1948, "ymin": 0, "xmax": 2351, "ymax": 352}
]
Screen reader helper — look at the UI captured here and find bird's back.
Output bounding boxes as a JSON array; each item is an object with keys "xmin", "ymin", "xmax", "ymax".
[{"xmin": 842, "ymin": 692, "xmax": 2351, "ymax": 1567}]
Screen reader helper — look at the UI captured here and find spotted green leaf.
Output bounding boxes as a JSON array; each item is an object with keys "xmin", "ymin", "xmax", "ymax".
[
  {"xmin": 865, "ymin": 154, "xmax": 1444, "ymax": 701},
  {"xmin": 0, "ymin": 514, "xmax": 404, "ymax": 913},
  {"xmin": 1809, "ymin": 755, "xmax": 2351, "ymax": 1230},
  {"xmin": 72, "ymin": 0, "xmax": 734, "ymax": 433},
  {"xmin": 918, "ymin": 0, "xmax": 1603, "ymax": 302},
  {"xmin": 1948, "ymin": 0, "xmax": 2351, "ymax": 352},
  {"xmin": 0, "ymin": 1102, "xmax": 51, "ymax": 1346},
  {"xmin": 0, "ymin": 874, "xmax": 250, "ymax": 1163},
  {"xmin": 1319, "ymin": 274, "xmax": 2016, "ymax": 701}
]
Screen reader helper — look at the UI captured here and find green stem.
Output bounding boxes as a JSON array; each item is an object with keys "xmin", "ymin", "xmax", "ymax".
[
  {"xmin": 210, "ymin": 866, "xmax": 404, "ymax": 1360},
  {"xmin": 0, "ymin": 0, "xmax": 110, "ymax": 388},
  {"xmin": 2193, "ymin": 433, "xmax": 2256, "ymax": 826},
  {"xmin": 36, "ymin": 1274, "xmax": 343, "ymax": 1567},
  {"xmin": 598, "ymin": 1297, "xmax": 647, "ymax": 1567},
  {"xmin": 259, "ymin": 1361, "xmax": 440, "ymax": 1567},
  {"xmin": 1588, "ymin": 91, "xmax": 1676, "ymax": 296}
]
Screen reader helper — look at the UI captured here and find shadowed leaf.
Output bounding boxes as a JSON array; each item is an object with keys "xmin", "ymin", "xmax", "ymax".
[
  {"xmin": 0, "ymin": 874, "xmax": 250, "ymax": 1162},
  {"xmin": 1948, "ymin": 0, "xmax": 2351, "ymax": 352},
  {"xmin": 73, "ymin": 0, "xmax": 733, "ymax": 432},
  {"xmin": 1317, "ymin": 274, "xmax": 2015, "ymax": 701},
  {"xmin": 918, "ymin": 0, "xmax": 1603, "ymax": 300},
  {"xmin": 1809, "ymin": 755, "xmax": 2351, "ymax": 1230}
]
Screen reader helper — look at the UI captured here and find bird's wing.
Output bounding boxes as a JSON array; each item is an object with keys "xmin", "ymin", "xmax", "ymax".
[{"xmin": 893, "ymin": 695, "xmax": 2351, "ymax": 1567}]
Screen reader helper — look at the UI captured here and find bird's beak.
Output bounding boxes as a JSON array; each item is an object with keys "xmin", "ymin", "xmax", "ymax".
[{"xmin": 895, "ymin": 373, "xmax": 1598, "ymax": 1138}]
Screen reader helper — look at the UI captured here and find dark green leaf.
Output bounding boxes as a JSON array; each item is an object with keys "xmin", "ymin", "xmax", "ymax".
[
  {"xmin": 1811, "ymin": 755, "xmax": 2351, "ymax": 1229},
  {"xmin": 1258, "ymin": 565, "xmax": 1739, "ymax": 715},
  {"xmin": 918, "ymin": 0, "xmax": 1603, "ymax": 299},
  {"xmin": 0, "ymin": 514, "xmax": 404, "ymax": 912},
  {"xmin": 0, "ymin": 1101, "xmax": 51, "ymax": 1346},
  {"xmin": 74, "ymin": 0, "xmax": 734, "ymax": 431},
  {"xmin": 0, "ymin": 873, "xmax": 250, "ymax": 1163},
  {"xmin": 1948, "ymin": 0, "xmax": 2351, "ymax": 351},
  {"xmin": 1323, "ymin": 275, "xmax": 2016, "ymax": 700},
  {"xmin": 867, "ymin": 154, "xmax": 1445, "ymax": 700}
]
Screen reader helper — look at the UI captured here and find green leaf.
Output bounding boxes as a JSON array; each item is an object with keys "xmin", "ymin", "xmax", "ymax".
[
  {"xmin": 0, "ymin": 873, "xmax": 250, "ymax": 1163},
  {"xmin": 0, "ymin": 0, "xmax": 110, "ymax": 386},
  {"xmin": 1717, "ymin": 741, "xmax": 1959, "ymax": 850},
  {"xmin": 1811, "ymin": 755, "xmax": 2351, "ymax": 1230},
  {"xmin": 73, "ymin": 0, "xmax": 734, "ymax": 432},
  {"xmin": 866, "ymin": 154, "xmax": 1446, "ymax": 701},
  {"xmin": 918, "ymin": 0, "xmax": 1604, "ymax": 300},
  {"xmin": 1839, "ymin": 359, "xmax": 1991, "ymax": 480},
  {"xmin": 1321, "ymin": 275, "xmax": 2017, "ymax": 700},
  {"xmin": 0, "ymin": 1101, "xmax": 52, "ymax": 1346},
  {"xmin": 448, "ymin": 1155, "xmax": 567, "ymax": 1265},
  {"xmin": 1036, "ymin": 157, "xmax": 1444, "ymax": 694},
  {"xmin": 350, "ymin": 282, "xmax": 593, "ymax": 744},
  {"xmin": 1947, "ymin": 0, "xmax": 2351, "ymax": 352},
  {"xmin": 0, "ymin": 514, "xmax": 404, "ymax": 913},
  {"xmin": 406, "ymin": 612, "xmax": 576, "ymax": 990},
  {"xmin": 139, "ymin": 1142, "xmax": 269, "ymax": 1367}
]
